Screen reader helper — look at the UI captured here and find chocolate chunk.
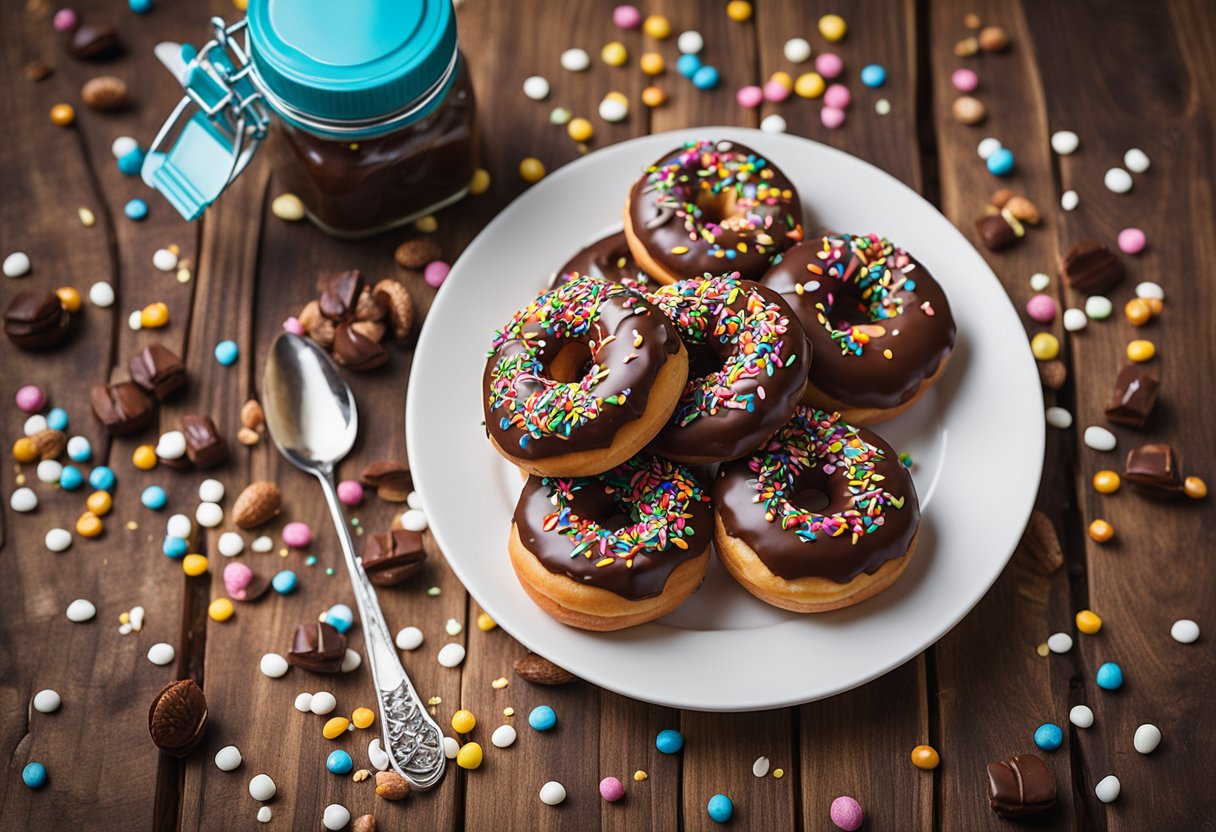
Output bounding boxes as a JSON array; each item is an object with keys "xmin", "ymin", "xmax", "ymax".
[
  {"xmin": 975, "ymin": 214, "xmax": 1017, "ymax": 251},
  {"xmin": 68, "ymin": 23, "xmax": 123, "ymax": 61},
  {"xmin": 1059, "ymin": 240, "xmax": 1124, "ymax": 294},
  {"xmin": 986, "ymin": 753, "xmax": 1056, "ymax": 817},
  {"xmin": 1104, "ymin": 365, "xmax": 1159, "ymax": 428},
  {"xmin": 130, "ymin": 343, "xmax": 187, "ymax": 400},
  {"xmin": 287, "ymin": 622, "xmax": 347, "ymax": 673},
  {"xmin": 332, "ymin": 322, "xmax": 389, "ymax": 371},
  {"xmin": 148, "ymin": 679, "xmax": 208, "ymax": 758},
  {"xmin": 363, "ymin": 530, "xmax": 427, "ymax": 586},
  {"xmin": 90, "ymin": 381, "xmax": 154, "ymax": 436},
  {"xmin": 181, "ymin": 415, "xmax": 228, "ymax": 469},
  {"xmin": 1124, "ymin": 443, "xmax": 1184, "ymax": 494},
  {"xmin": 318, "ymin": 271, "xmax": 363, "ymax": 320},
  {"xmin": 5, "ymin": 290, "xmax": 71, "ymax": 349}
]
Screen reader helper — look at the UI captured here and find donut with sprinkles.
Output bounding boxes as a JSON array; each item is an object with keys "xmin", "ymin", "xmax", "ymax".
[
  {"xmin": 483, "ymin": 274, "xmax": 688, "ymax": 477},
  {"xmin": 761, "ymin": 233, "xmax": 957, "ymax": 423},
  {"xmin": 645, "ymin": 274, "xmax": 811, "ymax": 463},
  {"xmin": 551, "ymin": 230, "xmax": 658, "ymax": 293},
  {"xmin": 510, "ymin": 453, "xmax": 714, "ymax": 631},
  {"xmin": 713, "ymin": 407, "xmax": 920, "ymax": 612},
  {"xmin": 625, "ymin": 139, "xmax": 804, "ymax": 284}
]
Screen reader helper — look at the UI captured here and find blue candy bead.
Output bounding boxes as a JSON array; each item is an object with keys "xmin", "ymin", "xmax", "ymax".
[
  {"xmin": 88, "ymin": 465, "xmax": 116, "ymax": 491},
  {"xmin": 59, "ymin": 465, "xmax": 84, "ymax": 491},
  {"xmin": 67, "ymin": 437, "xmax": 92, "ymax": 462},
  {"xmin": 214, "ymin": 340, "xmax": 239, "ymax": 366},
  {"xmin": 1096, "ymin": 662, "xmax": 1124, "ymax": 690},
  {"xmin": 676, "ymin": 53, "xmax": 702, "ymax": 79},
  {"xmin": 324, "ymin": 604, "xmax": 354, "ymax": 633},
  {"xmin": 1034, "ymin": 723, "xmax": 1063, "ymax": 751},
  {"xmin": 117, "ymin": 147, "xmax": 146, "ymax": 176},
  {"xmin": 47, "ymin": 407, "xmax": 69, "ymax": 431},
  {"xmin": 22, "ymin": 762, "xmax": 47, "ymax": 789},
  {"xmin": 272, "ymin": 570, "xmax": 298, "ymax": 594},
  {"xmin": 986, "ymin": 147, "xmax": 1015, "ymax": 176},
  {"xmin": 692, "ymin": 65, "xmax": 720, "ymax": 90},
  {"xmin": 707, "ymin": 793, "xmax": 734, "ymax": 824},
  {"xmin": 163, "ymin": 536, "xmax": 188, "ymax": 559},
  {"xmin": 141, "ymin": 486, "xmax": 168, "ymax": 510},
  {"xmin": 528, "ymin": 705, "xmax": 557, "ymax": 732},
  {"xmin": 860, "ymin": 64, "xmax": 887, "ymax": 88},
  {"xmin": 124, "ymin": 198, "xmax": 149, "ymax": 221},
  {"xmin": 656, "ymin": 728, "xmax": 684, "ymax": 754},
  {"xmin": 129, "ymin": 0, "xmax": 152, "ymax": 12},
  {"xmin": 326, "ymin": 750, "xmax": 353, "ymax": 775}
]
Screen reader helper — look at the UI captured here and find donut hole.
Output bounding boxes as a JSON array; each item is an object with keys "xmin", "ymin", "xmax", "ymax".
[
  {"xmin": 687, "ymin": 343, "xmax": 725, "ymax": 380},
  {"xmin": 547, "ymin": 341, "xmax": 594, "ymax": 383},
  {"xmin": 791, "ymin": 468, "xmax": 833, "ymax": 513},
  {"xmin": 694, "ymin": 189, "xmax": 740, "ymax": 226}
]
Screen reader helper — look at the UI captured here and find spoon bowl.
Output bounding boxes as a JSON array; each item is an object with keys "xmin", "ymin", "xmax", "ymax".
[{"xmin": 263, "ymin": 334, "xmax": 358, "ymax": 471}]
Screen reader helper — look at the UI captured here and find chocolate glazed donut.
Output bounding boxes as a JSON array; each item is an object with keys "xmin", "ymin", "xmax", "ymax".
[
  {"xmin": 551, "ymin": 230, "xmax": 656, "ymax": 292},
  {"xmin": 761, "ymin": 234, "xmax": 956, "ymax": 423}
]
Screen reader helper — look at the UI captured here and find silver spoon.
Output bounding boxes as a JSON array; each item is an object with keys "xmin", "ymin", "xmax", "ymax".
[{"xmin": 262, "ymin": 332, "xmax": 446, "ymax": 790}]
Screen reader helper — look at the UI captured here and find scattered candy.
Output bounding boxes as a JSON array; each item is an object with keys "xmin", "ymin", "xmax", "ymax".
[
  {"xmin": 443, "ymin": 736, "xmax": 460, "ymax": 759},
  {"xmin": 167, "ymin": 513, "xmax": 192, "ymax": 538},
  {"xmin": 260, "ymin": 653, "xmax": 289, "ymax": 678},
  {"xmin": 282, "ymin": 522, "xmax": 312, "ymax": 548},
  {"xmin": 1133, "ymin": 723, "xmax": 1161, "ymax": 754},
  {"xmin": 641, "ymin": 86, "xmax": 666, "ymax": 107},
  {"xmin": 987, "ymin": 147, "xmax": 1015, "ymax": 176},
  {"xmin": 726, "ymin": 0, "xmax": 751, "ymax": 22},
  {"xmin": 814, "ymin": 52, "xmax": 843, "ymax": 79},
  {"xmin": 1030, "ymin": 332, "xmax": 1059, "ymax": 361},
  {"xmin": 1084, "ymin": 426, "xmax": 1116, "ymax": 452},
  {"xmin": 794, "ymin": 72, "xmax": 825, "ymax": 99},
  {"xmin": 1095, "ymin": 662, "xmax": 1123, "ymax": 690},
  {"xmin": 977, "ymin": 137, "xmax": 1002, "ymax": 160},
  {"xmin": 1171, "ymin": 619, "xmax": 1199, "ymax": 643},
  {"xmin": 476, "ymin": 612, "xmax": 497, "ymax": 632},
  {"xmin": 1025, "ymin": 294, "xmax": 1057, "ymax": 323},
  {"xmin": 215, "ymin": 745, "xmax": 242, "ymax": 771},
  {"xmin": 59, "ymin": 466, "xmax": 85, "ymax": 491},
  {"xmin": 736, "ymin": 85, "xmax": 763, "ymax": 109},
  {"xmin": 910, "ymin": 745, "xmax": 940, "ymax": 769},
  {"xmin": 271, "ymin": 193, "xmax": 305, "ymax": 221},
  {"xmin": 452, "ymin": 709, "xmax": 477, "ymax": 734},
  {"xmin": 218, "ymin": 532, "xmax": 245, "ymax": 557},
  {"xmin": 456, "ymin": 742, "xmax": 483, "ymax": 769},
  {"xmin": 760, "ymin": 114, "xmax": 787, "ymax": 134},
  {"xmin": 830, "ymin": 795, "xmax": 864, "ymax": 831},
  {"xmin": 676, "ymin": 53, "xmax": 701, "ymax": 78},
  {"xmin": 324, "ymin": 604, "xmax": 354, "ymax": 633},
  {"xmin": 784, "ymin": 38, "xmax": 812, "ymax": 63},
  {"xmin": 47, "ymin": 408, "xmax": 69, "ymax": 431},
  {"xmin": 860, "ymin": 64, "xmax": 886, "ymax": 88},
  {"xmin": 639, "ymin": 52, "xmax": 664, "ymax": 76},
  {"xmin": 10, "ymin": 486, "xmax": 38, "ymax": 512},
  {"xmin": 88, "ymin": 280, "xmax": 115, "ymax": 307},
  {"xmin": 249, "ymin": 773, "xmax": 276, "ymax": 801},
  {"xmin": 1092, "ymin": 470, "xmax": 1121, "ymax": 494},
  {"xmin": 32, "ymin": 689, "xmax": 61, "ymax": 715},
  {"xmin": 601, "ymin": 41, "xmax": 628, "ymax": 67},
  {"xmin": 1104, "ymin": 167, "xmax": 1133, "ymax": 194},
  {"xmin": 1117, "ymin": 227, "xmax": 1146, "ymax": 255},
  {"xmin": 50, "ymin": 103, "xmax": 75, "ymax": 127},
  {"xmin": 952, "ymin": 96, "xmax": 986, "ymax": 124},
  {"xmin": 1060, "ymin": 190, "xmax": 1079, "ymax": 211},
  {"xmin": 67, "ymin": 435, "xmax": 92, "ymax": 462},
  {"xmin": 209, "ymin": 598, "xmax": 234, "ymax": 622},
  {"xmin": 437, "ymin": 643, "xmax": 465, "ymax": 668},
  {"xmin": 1047, "ymin": 632, "xmax": 1073, "ymax": 653},
  {"xmin": 46, "ymin": 528, "xmax": 73, "ymax": 553},
  {"xmin": 677, "ymin": 30, "xmax": 704, "ymax": 55},
  {"xmin": 529, "ymin": 705, "xmax": 557, "ymax": 732},
  {"xmin": 707, "ymin": 793, "xmax": 734, "ymax": 823},
  {"xmin": 522, "ymin": 75, "xmax": 550, "ymax": 101},
  {"xmin": 196, "ymin": 502, "xmax": 223, "ymax": 528},
  {"xmin": 823, "ymin": 83, "xmax": 851, "ymax": 109},
  {"xmin": 23, "ymin": 762, "xmax": 48, "ymax": 790},
  {"xmin": 642, "ymin": 14, "xmax": 671, "ymax": 39},
  {"xmin": 1076, "ymin": 610, "xmax": 1102, "ymax": 633},
  {"xmin": 821, "ymin": 106, "xmax": 846, "ymax": 129},
  {"xmin": 310, "ymin": 691, "xmax": 336, "ymax": 715},
  {"xmin": 1050, "ymin": 130, "xmax": 1079, "ymax": 155},
  {"xmin": 491, "ymin": 724, "xmax": 517, "ymax": 748},
  {"xmin": 322, "ymin": 804, "xmax": 350, "ymax": 831},
  {"xmin": 539, "ymin": 780, "xmax": 567, "ymax": 806},
  {"xmin": 951, "ymin": 68, "xmax": 978, "ymax": 92},
  {"xmin": 141, "ymin": 486, "xmax": 168, "ymax": 510},
  {"xmin": 125, "ymin": 198, "xmax": 149, "ymax": 221},
  {"xmin": 326, "ymin": 750, "xmax": 353, "ymax": 775},
  {"xmin": 560, "ymin": 48, "xmax": 590, "ymax": 72},
  {"xmin": 692, "ymin": 65, "xmax": 720, "ymax": 90},
  {"xmin": 656, "ymin": 728, "xmax": 684, "ymax": 754},
  {"xmin": 519, "ymin": 157, "xmax": 546, "ymax": 183},
  {"xmin": 1126, "ymin": 339, "xmax": 1156, "ymax": 363},
  {"xmin": 272, "ymin": 570, "xmax": 298, "ymax": 594},
  {"xmin": 1069, "ymin": 705, "xmax": 1094, "ymax": 728},
  {"xmin": 1095, "ymin": 774, "xmax": 1120, "ymax": 803},
  {"xmin": 1034, "ymin": 723, "xmax": 1063, "ymax": 751},
  {"xmin": 257, "ymin": 807, "xmax": 271, "ymax": 823},
  {"xmin": 322, "ymin": 717, "xmax": 350, "ymax": 739},
  {"xmin": 1088, "ymin": 518, "xmax": 1114, "ymax": 542},
  {"xmin": 147, "ymin": 642, "xmax": 176, "ymax": 666},
  {"xmin": 818, "ymin": 13, "xmax": 847, "ymax": 42},
  {"xmin": 251, "ymin": 535, "xmax": 274, "ymax": 553},
  {"xmin": 1085, "ymin": 295, "xmax": 1112, "ymax": 320},
  {"xmin": 396, "ymin": 627, "xmax": 424, "ymax": 651},
  {"xmin": 599, "ymin": 93, "xmax": 629, "ymax": 122},
  {"xmin": 1185, "ymin": 477, "xmax": 1207, "ymax": 499},
  {"xmin": 1123, "ymin": 147, "xmax": 1150, "ymax": 173},
  {"xmin": 214, "ymin": 340, "xmax": 239, "ymax": 365},
  {"xmin": 875, "ymin": 98, "xmax": 891, "ymax": 115},
  {"xmin": 1062, "ymin": 308, "xmax": 1087, "ymax": 332}
]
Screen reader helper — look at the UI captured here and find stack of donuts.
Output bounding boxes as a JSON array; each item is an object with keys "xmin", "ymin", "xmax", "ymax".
[{"xmin": 483, "ymin": 139, "xmax": 957, "ymax": 631}]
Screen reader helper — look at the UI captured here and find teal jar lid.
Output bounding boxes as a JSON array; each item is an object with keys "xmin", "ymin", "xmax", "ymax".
[{"xmin": 246, "ymin": 0, "xmax": 456, "ymax": 128}]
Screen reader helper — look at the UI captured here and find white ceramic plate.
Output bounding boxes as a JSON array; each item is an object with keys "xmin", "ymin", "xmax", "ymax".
[{"xmin": 407, "ymin": 128, "xmax": 1043, "ymax": 711}]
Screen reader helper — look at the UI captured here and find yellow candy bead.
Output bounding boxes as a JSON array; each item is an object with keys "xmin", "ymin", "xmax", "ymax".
[
  {"xmin": 819, "ymin": 13, "xmax": 848, "ymax": 42},
  {"xmin": 794, "ymin": 72, "xmax": 826, "ymax": 99},
  {"xmin": 519, "ymin": 157, "xmax": 546, "ymax": 183},
  {"xmin": 456, "ymin": 741, "xmax": 483, "ymax": 770},
  {"xmin": 451, "ymin": 709, "xmax": 477, "ymax": 734},
  {"xmin": 633, "ymin": 770, "xmax": 648, "ymax": 781},
  {"xmin": 414, "ymin": 214, "xmax": 438, "ymax": 233},
  {"xmin": 469, "ymin": 168, "xmax": 491, "ymax": 195},
  {"xmin": 726, "ymin": 0, "xmax": 753, "ymax": 22},
  {"xmin": 182, "ymin": 554, "xmax": 209, "ymax": 576},
  {"xmin": 1126, "ymin": 339, "xmax": 1155, "ymax": 362},
  {"xmin": 476, "ymin": 612, "xmax": 497, "ymax": 632},
  {"xmin": 601, "ymin": 41, "xmax": 628, "ymax": 67},
  {"xmin": 567, "ymin": 117, "xmax": 595, "ymax": 143},
  {"xmin": 352, "ymin": 707, "xmax": 376, "ymax": 729},
  {"xmin": 76, "ymin": 512, "xmax": 103, "ymax": 538},
  {"xmin": 641, "ymin": 86, "xmax": 667, "ymax": 108},
  {"xmin": 772, "ymin": 768, "xmax": 785, "ymax": 779},
  {"xmin": 208, "ymin": 598, "xmax": 234, "ymax": 622},
  {"xmin": 640, "ymin": 52, "xmax": 665, "ymax": 76},
  {"xmin": 604, "ymin": 91, "xmax": 629, "ymax": 107},
  {"xmin": 1087, "ymin": 518, "xmax": 1114, "ymax": 542},
  {"xmin": 642, "ymin": 15, "xmax": 671, "ymax": 39},
  {"xmin": 769, "ymin": 71, "xmax": 794, "ymax": 91},
  {"xmin": 1145, "ymin": 297, "xmax": 1164, "ymax": 316},
  {"xmin": 1124, "ymin": 298, "xmax": 1152, "ymax": 326},
  {"xmin": 140, "ymin": 302, "xmax": 170, "ymax": 329},
  {"xmin": 1184, "ymin": 476, "xmax": 1208, "ymax": 500},
  {"xmin": 1092, "ymin": 470, "xmax": 1121, "ymax": 494},
  {"xmin": 132, "ymin": 444, "xmax": 158, "ymax": 470},
  {"xmin": 86, "ymin": 490, "xmax": 113, "ymax": 516},
  {"xmin": 911, "ymin": 745, "xmax": 940, "ymax": 770},
  {"xmin": 232, "ymin": 0, "xmax": 247, "ymax": 9},
  {"xmin": 323, "ymin": 717, "xmax": 351, "ymax": 739},
  {"xmin": 13, "ymin": 437, "xmax": 38, "ymax": 463},
  {"xmin": 1030, "ymin": 332, "xmax": 1059, "ymax": 360},
  {"xmin": 50, "ymin": 103, "xmax": 75, "ymax": 127},
  {"xmin": 55, "ymin": 287, "xmax": 82, "ymax": 313},
  {"xmin": 1075, "ymin": 609, "xmax": 1102, "ymax": 634}
]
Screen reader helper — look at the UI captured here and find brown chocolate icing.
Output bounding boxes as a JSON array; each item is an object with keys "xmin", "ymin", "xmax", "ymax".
[
  {"xmin": 627, "ymin": 139, "xmax": 803, "ymax": 281},
  {"xmin": 552, "ymin": 231, "xmax": 655, "ymax": 291},
  {"xmin": 714, "ymin": 408, "xmax": 919, "ymax": 583},
  {"xmin": 513, "ymin": 455, "xmax": 713, "ymax": 600},
  {"xmin": 762, "ymin": 235, "xmax": 957, "ymax": 411}
]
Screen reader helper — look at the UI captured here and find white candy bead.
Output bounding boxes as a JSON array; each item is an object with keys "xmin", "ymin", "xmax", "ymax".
[
  {"xmin": 89, "ymin": 281, "xmax": 115, "ymax": 307},
  {"xmin": 293, "ymin": 692, "xmax": 314, "ymax": 713},
  {"xmin": 368, "ymin": 738, "xmax": 390, "ymax": 771},
  {"xmin": 1050, "ymin": 130, "xmax": 1079, "ymax": 155},
  {"xmin": 443, "ymin": 736, "xmax": 460, "ymax": 759},
  {"xmin": 539, "ymin": 781, "xmax": 567, "ymax": 806},
  {"xmin": 1104, "ymin": 167, "xmax": 1133, "ymax": 194},
  {"xmin": 310, "ymin": 691, "xmax": 337, "ymax": 715},
  {"xmin": 1123, "ymin": 147, "xmax": 1150, "ymax": 173},
  {"xmin": 760, "ymin": 114, "xmax": 787, "ymax": 134},
  {"xmin": 128, "ymin": 310, "xmax": 143, "ymax": 330},
  {"xmin": 24, "ymin": 414, "xmax": 49, "ymax": 435},
  {"xmin": 33, "ymin": 689, "xmax": 62, "ymax": 713},
  {"xmin": 1171, "ymin": 619, "xmax": 1200, "ymax": 643},
  {"xmin": 66, "ymin": 599, "xmax": 95, "ymax": 621},
  {"xmin": 1062, "ymin": 308, "xmax": 1088, "ymax": 332},
  {"xmin": 445, "ymin": 618, "xmax": 463, "ymax": 636},
  {"xmin": 1133, "ymin": 724, "xmax": 1161, "ymax": 754},
  {"xmin": 218, "ymin": 532, "xmax": 245, "ymax": 557},
  {"xmin": 257, "ymin": 807, "xmax": 272, "ymax": 823},
  {"xmin": 130, "ymin": 606, "xmax": 145, "ymax": 631},
  {"xmin": 1095, "ymin": 774, "xmax": 1120, "ymax": 803},
  {"xmin": 401, "ymin": 509, "xmax": 428, "ymax": 532},
  {"xmin": 1047, "ymin": 632, "xmax": 1073, "ymax": 653},
  {"xmin": 248, "ymin": 773, "xmax": 276, "ymax": 801},
  {"xmin": 156, "ymin": 431, "xmax": 186, "ymax": 460},
  {"xmin": 977, "ymin": 137, "xmax": 1002, "ymax": 160},
  {"xmin": 36, "ymin": 460, "xmax": 64, "ymax": 483},
  {"xmin": 559, "ymin": 48, "xmax": 590, "ymax": 72},
  {"xmin": 1029, "ymin": 272, "xmax": 1050, "ymax": 291},
  {"xmin": 46, "ymin": 528, "xmax": 73, "ymax": 553},
  {"xmin": 167, "ymin": 513, "xmax": 192, "ymax": 538},
  {"xmin": 1045, "ymin": 407, "xmax": 1073, "ymax": 429},
  {"xmin": 111, "ymin": 136, "xmax": 138, "ymax": 158},
  {"xmin": 783, "ymin": 37, "xmax": 811, "ymax": 63},
  {"xmin": 437, "ymin": 643, "xmax": 466, "ymax": 668},
  {"xmin": 340, "ymin": 649, "xmax": 362, "ymax": 673},
  {"xmin": 396, "ymin": 626, "xmax": 424, "ymax": 651},
  {"xmin": 322, "ymin": 804, "xmax": 350, "ymax": 831},
  {"xmin": 752, "ymin": 756, "xmax": 770, "ymax": 777},
  {"xmin": 1069, "ymin": 705, "xmax": 1094, "ymax": 728},
  {"xmin": 198, "ymin": 478, "xmax": 225, "ymax": 502},
  {"xmin": 3, "ymin": 251, "xmax": 31, "ymax": 278},
  {"xmin": 522, "ymin": 75, "xmax": 550, "ymax": 101},
  {"xmin": 677, "ymin": 30, "xmax": 704, "ymax": 55},
  {"xmin": 598, "ymin": 96, "xmax": 628, "ymax": 123},
  {"xmin": 251, "ymin": 535, "xmax": 274, "ymax": 553},
  {"xmin": 215, "ymin": 745, "xmax": 242, "ymax": 771},
  {"xmin": 406, "ymin": 491, "xmax": 424, "ymax": 511},
  {"xmin": 1085, "ymin": 296, "xmax": 1113, "ymax": 320},
  {"xmin": 491, "ymin": 724, "xmax": 517, "ymax": 748},
  {"xmin": 147, "ymin": 643, "xmax": 176, "ymax": 666},
  {"xmin": 67, "ymin": 435, "xmax": 92, "ymax": 461},
  {"xmin": 152, "ymin": 248, "xmax": 178, "ymax": 272},
  {"xmin": 1083, "ymin": 426, "xmax": 1117, "ymax": 452},
  {"xmin": 1060, "ymin": 190, "xmax": 1079, "ymax": 211},
  {"xmin": 196, "ymin": 502, "xmax": 224, "ymax": 528},
  {"xmin": 260, "ymin": 653, "xmax": 289, "ymax": 678},
  {"xmin": 10, "ymin": 487, "xmax": 38, "ymax": 512},
  {"xmin": 1135, "ymin": 281, "xmax": 1164, "ymax": 301}
]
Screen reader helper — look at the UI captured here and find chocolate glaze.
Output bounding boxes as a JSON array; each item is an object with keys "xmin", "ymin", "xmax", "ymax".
[
  {"xmin": 513, "ymin": 457, "xmax": 713, "ymax": 600},
  {"xmin": 628, "ymin": 139, "xmax": 803, "ymax": 281},
  {"xmin": 484, "ymin": 279, "xmax": 681, "ymax": 460},
  {"xmin": 986, "ymin": 753, "xmax": 1057, "ymax": 817},
  {"xmin": 762, "ymin": 236, "xmax": 957, "ymax": 410},
  {"xmin": 552, "ymin": 231, "xmax": 656, "ymax": 291},
  {"xmin": 714, "ymin": 411, "xmax": 919, "ymax": 583}
]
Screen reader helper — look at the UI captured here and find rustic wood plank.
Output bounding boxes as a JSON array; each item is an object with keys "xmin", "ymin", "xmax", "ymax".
[{"xmin": 598, "ymin": 693, "xmax": 680, "ymax": 831}]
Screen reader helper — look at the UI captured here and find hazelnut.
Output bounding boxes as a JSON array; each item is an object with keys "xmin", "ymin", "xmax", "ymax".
[
  {"xmin": 951, "ymin": 95, "xmax": 986, "ymax": 125},
  {"xmin": 374, "ymin": 770, "xmax": 410, "ymax": 800},
  {"xmin": 298, "ymin": 300, "xmax": 335, "ymax": 348},
  {"xmin": 374, "ymin": 279, "xmax": 414, "ymax": 340},
  {"xmin": 394, "ymin": 237, "xmax": 442, "ymax": 270},
  {"xmin": 1005, "ymin": 195, "xmax": 1040, "ymax": 225},
  {"xmin": 979, "ymin": 25, "xmax": 1010, "ymax": 53},
  {"xmin": 81, "ymin": 75, "xmax": 129, "ymax": 111},
  {"xmin": 240, "ymin": 399, "xmax": 265, "ymax": 431},
  {"xmin": 353, "ymin": 286, "xmax": 388, "ymax": 323},
  {"xmin": 990, "ymin": 189, "xmax": 1013, "ymax": 209},
  {"xmin": 352, "ymin": 815, "xmax": 377, "ymax": 832}
]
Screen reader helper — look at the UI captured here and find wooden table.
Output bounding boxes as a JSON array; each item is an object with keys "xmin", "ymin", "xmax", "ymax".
[{"xmin": 3, "ymin": 0, "xmax": 1213, "ymax": 829}]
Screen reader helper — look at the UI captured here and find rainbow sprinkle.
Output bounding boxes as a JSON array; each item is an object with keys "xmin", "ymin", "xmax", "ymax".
[
  {"xmin": 748, "ymin": 408, "xmax": 906, "ymax": 544},
  {"xmin": 812, "ymin": 233, "xmax": 919, "ymax": 357},
  {"xmin": 540, "ymin": 455, "xmax": 710, "ymax": 569}
]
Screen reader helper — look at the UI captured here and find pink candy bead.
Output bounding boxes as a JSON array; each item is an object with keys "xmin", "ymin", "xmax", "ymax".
[
  {"xmin": 820, "ymin": 106, "xmax": 847, "ymax": 129},
  {"xmin": 282, "ymin": 521, "xmax": 312, "ymax": 548},
  {"xmin": 52, "ymin": 8, "xmax": 77, "ymax": 32},
  {"xmin": 951, "ymin": 68, "xmax": 979, "ymax": 92},
  {"xmin": 424, "ymin": 261, "xmax": 451, "ymax": 289},
  {"xmin": 1025, "ymin": 293, "xmax": 1058, "ymax": 323},
  {"xmin": 599, "ymin": 776, "xmax": 625, "ymax": 802},
  {"xmin": 736, "ymin": 85, "xmax": 763, "ymax": 109},
  {"xmin": 815, "ymin": 52, "xmax": 844, "ymax": 79},
  {"xmin": 337, "ymin": 480, "xmax": 364, "ymax": 506},
  {"xmin": 763, "ymin": 80, "xmax": 791, "ymax": 102},
  {"xmin": 612, "ymin": 4, "xmax": 641, "ymax": 29},
  {"xmin": 223, "ymin": 562, "xmax": 255, "ymax": 601},
  {"xmin": 283, "ymin": 316, "xmax": 305, "ymax": 335},
  {"xmin": 15, "ymin": 384, "xmax": 46, "ymax": 413},
  {"xmin": 829, "ymin": 795, "xmax": 864, "ymax": 831},
  {"xmin": 823, "ymin": 83, "xmax": 851, "ymax": 109},
  {"xmin": 1117, "ymin": 227, "xmax": 1147, "ymax": 254}
]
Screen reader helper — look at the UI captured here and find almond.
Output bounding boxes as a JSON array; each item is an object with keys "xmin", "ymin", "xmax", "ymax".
[
  {"xmin": 374, "ymin": 279, "xmax": 414, "ymax": 340},
  {"xmin": 29, "ymin": 429, "xmax": 67, "ymax": 460},
  {"xmin": 1004, "ymin": 195, "xmax": 1040, "ymax": 225},
  {"xmin": 394, "ymin": 237, "xmax": 442, "ymax": 269},
  {"xmin": 148, "ymin": 679, "xmax": 208, "ymax": 757},
  {"xmin": 299, "ymin": 300, "xmax": 335, "ymax": 349},
  {"xmin": 513, "ymin": 653, "xmax": 575, "ymax": 685},
  {"xmin": 374, "ymin": 770, "xmax": 410, "ymax": 801},
  {"xmin": 240, "ymin": 399, "xmax": 265, "ymax": 431},
  {"xmin": 352, "ymin": 769, "xmax": 371, "ymax": 783},
  {"xmin": 232, "ymin": 481, "xmax": 282, "ymax": 529},
  {"xmin": 352, "ymin": 815, "xmax": 377, "ymax": 832},
  {"xmin": 236, "ymin": 427, "xmax": 261, "ymax": 447},
  {"xmin": 81, "ymin": 75, "xmax": 129, "ymax": 111}
]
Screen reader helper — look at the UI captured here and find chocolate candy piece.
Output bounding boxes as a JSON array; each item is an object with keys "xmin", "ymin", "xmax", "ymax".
[
  {"xmin": 68, "ymin": 23, "xmax": 123, "ymax": 61},
  {"xmin": 181, "ymin": 415, "xmax": 228, "ymax": 469},
  {"xmin": 975, "ymin": 214, "xmax": 1017, "ymax": 251},
  {"xmin": 1104, "ymin": 365, "xmax": 1159, "ymax": 428},
  {"xmin": 130, "ymin": 343, "xmax": 187, "ymax": 400},
  {"xmin": 90, "ymin": 381, "xmax": 154, "ymax": 436},
  {"xmin": 287, "ymin": 622, "xmax": 347, "ymax": 673},
  {"xmin": 363, "ymin": 530, "xmax": 427, "ymax": 586},
  {"xmin": 986, "ymin": 753, "xmax": 1056, "ymax": 817},
  {"xmin": 5, "ymin": 290, "xmax": 71, "ymax": 349},
  {"xmin": 1124, "ymin": 443, "xmax": 1184, "ymax": 494},
  {"xmin": 148, "ymin": 679, "xmax": 208, "ymax": 758},
  {"xmin": 318, "ymin": 271, "xmax": 363, "ymax": 320},
  {"xmin": 332, "ymin": 322, "xmax": 389, "ymax": 371},
  {"xmin": 1059, "ymin": 240, "xmax": 1124, "ymax": 294}
]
